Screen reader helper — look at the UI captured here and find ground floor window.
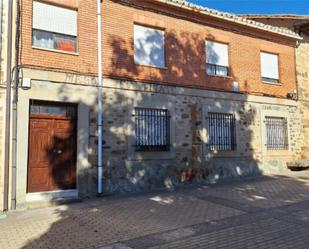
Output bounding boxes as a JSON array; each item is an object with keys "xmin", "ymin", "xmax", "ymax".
[
  {"xmin": 265, "ymin": 116, "xmax": 288, "ymax": 150},
  {"xmin": 134, "ymin": 108, "xmax": 170, "ymax": 152},
  {"xmin": 207, "ymin": 112, "xmax": 236, "ymax": 151}
]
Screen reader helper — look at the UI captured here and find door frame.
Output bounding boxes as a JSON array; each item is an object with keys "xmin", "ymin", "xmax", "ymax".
[{"xmin": 27, "ymin": 100, "xmax": 78, "ymax": 193}]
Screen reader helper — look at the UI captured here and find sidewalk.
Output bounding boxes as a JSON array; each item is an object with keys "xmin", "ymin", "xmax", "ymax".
[{"xmin": 1, "ymin": 173, "xmax": 309, "ymax": 249}]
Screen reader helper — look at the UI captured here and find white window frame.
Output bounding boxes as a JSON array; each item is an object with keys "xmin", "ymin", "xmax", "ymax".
[
  {"xmin": 205, "ymin": 40, "xmax": 229, "ymax": 77},
  {"xmin": 32, "ymin": 1, "xmax": 78, "ymax": 53},
  {"xmin": 260, "ymin": 52, "xmax": 279, "ymax": 84}
]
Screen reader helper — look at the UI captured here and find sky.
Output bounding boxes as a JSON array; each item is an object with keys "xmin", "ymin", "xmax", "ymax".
[{"xmin": 189, "ymin": 0, "xmax": 309, "ymax": 15}]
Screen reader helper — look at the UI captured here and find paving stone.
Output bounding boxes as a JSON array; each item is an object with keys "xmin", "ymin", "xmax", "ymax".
[{"xmin": 0, "ymin": 175, "xmax": 309, "ymax": 249}]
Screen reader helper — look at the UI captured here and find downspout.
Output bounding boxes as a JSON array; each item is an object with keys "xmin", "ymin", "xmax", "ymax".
[
  {"xmin": 97, "ymin": 0, "xmax": 103, "ymax": 194},
  {"xmin": 0, "ymin": 0, "xmax": 3, "ymax": 75},
  {"xmin": 295, "ymin": 40, "xmax": 300, "ymax": 102},
  {"xmin": 3, "ymin": 0, "xmax": 14, "ymax": 211},
  {"xmin": 11, "ymin": 0, "xmax": 21, "ymax": 210}
]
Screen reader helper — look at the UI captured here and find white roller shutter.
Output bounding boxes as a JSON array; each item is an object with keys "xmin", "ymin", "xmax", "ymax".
[
  {"xmin": 206, "ymin": 41, "xmax": 229, "ymax": 67},
  {"xmin": 33, "ymin": 1, "xmax": 77, "ymax": 36},
  {"xmin": 260, "ymin": 52, "xmax": 279, "ymax": 80},
  {"xmin": 134, "ymin": 24, "xmax": 165, "ymax": 68}
]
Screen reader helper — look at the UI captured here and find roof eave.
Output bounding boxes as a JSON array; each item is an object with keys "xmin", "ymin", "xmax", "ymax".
[{"xmin": 153, "ymin": 0, "xmax": 302, "ymax": 40}]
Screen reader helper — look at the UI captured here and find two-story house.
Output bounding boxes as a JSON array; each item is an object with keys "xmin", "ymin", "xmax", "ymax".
[{"xmin": 1, "ymin": 0, "xmax": 303, "ymax": 210}]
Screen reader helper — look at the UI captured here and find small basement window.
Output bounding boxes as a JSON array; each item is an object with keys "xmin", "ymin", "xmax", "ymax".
[
  {"xmin": 32, "ymin": 1, "xmax": 77, "ymax": 53},
  {"xmin": 134, "ymin": 108, "xmax": 170, "ymax": 152}
]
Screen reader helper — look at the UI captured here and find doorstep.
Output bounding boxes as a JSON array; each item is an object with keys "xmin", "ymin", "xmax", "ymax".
[
  {"xmin": 25, "ymin": 189, "xmax": 80, "ymax": 209},
  {"xmin": 0, "ymin": 212, "xmax": 7, "ymax": 220}
]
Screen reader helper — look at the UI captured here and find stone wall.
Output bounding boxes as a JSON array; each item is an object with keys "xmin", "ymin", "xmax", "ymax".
[
  {"xmin": 86, "ymin": 78, "xmax": 301, "ymax": 194},
  {"xmin": 297, "ymin": 33, "xmax": 309, "ymax": 159}
]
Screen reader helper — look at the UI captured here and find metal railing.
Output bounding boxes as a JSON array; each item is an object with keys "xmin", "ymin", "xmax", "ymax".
[
  {"xmin": 265, "ymin": 117, "xmax": 289, "ymax": 150},
  {"xmin": 134, "ymin": 108, "xmax": 170, "ymax": 152},
  {"xmin": 206, "ymin": 63, "xmax": 229, "ymax": 77},
  {"xmin": 207, "ymin": 112, "xmax": 236, "ymax": 151}
]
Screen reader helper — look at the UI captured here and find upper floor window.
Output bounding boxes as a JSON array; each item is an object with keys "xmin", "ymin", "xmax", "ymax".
[
  {"xmin": 32, "ymin": 1, "xmax": 77, "ymax": 53},
  {"xmin": 134, "ymin": 24, "xmax": 165, "ymax": 68},
  {"xmin": 206, "ymin": 40, "xmax": 229, "ymax": 77},
  {"xmin": 260, "ymin": 52, "xmax": 279, "ymax": 83}
]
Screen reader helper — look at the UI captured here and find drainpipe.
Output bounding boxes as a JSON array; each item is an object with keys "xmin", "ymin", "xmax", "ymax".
[
  {"xmin": 97, "ymin": 0, "xmax": 103, "ymax": 194},
  {"xmin": 3, "ymin": 0, "xmax": 14, "ymax": 211},
  {"xmin": 11, "ymin": 0, "xmax": 20, "ymax": 210},
  {"xmin": 0, "ymin": 0, "xmax": 3, "ymax": 75}
]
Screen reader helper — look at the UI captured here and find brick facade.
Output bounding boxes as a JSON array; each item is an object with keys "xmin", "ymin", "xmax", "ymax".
[{"xmin": 20, "ymin": 0, "xmax": 297, "ymax": 97}]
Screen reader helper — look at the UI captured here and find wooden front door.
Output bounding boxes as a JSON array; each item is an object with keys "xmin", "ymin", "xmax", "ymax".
[{"xmin": 27, "ymin": 101, "xmax": 77, "ymax": 193}]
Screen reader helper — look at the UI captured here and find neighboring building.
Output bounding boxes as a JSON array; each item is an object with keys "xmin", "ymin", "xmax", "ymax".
[
  {"xmin": 242, "ymin": 15, "xmax": 309, "ymax": 160},
  {"xmin": 2, "ymin": 0, "xmax": 304, "ymax": 210}
]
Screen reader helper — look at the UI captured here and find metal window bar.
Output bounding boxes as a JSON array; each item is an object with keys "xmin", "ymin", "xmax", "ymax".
[
  {"xmin": 207, "ymin": 112, "xmax": 236, "ymax": 151},
  {"xmin": 265, "ymin": 117, "xmax": 289, "ymax": 150},
  {"xmin": 206, "ymin": 63, "xmax": 229, "ymax": 76},
  {"xmin": 134, "ymin": 108, "xmax": 170, "ymax": 151}
]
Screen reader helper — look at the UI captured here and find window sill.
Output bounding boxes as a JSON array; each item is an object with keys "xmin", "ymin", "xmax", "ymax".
[
  {"xmin": 265, "ymin": 150, "xmax": 290, "ymax": 156},
  {"xmin": 262, "ymin": 81, "xmax": 282, "ymax": 86},
  {"xmin": 206, "ymin": 150, "xmax": 237, "ymax": 158},
  {"xmin": 135, "ymin": 63, "xmax": 168, "ymax": 70},
  {"xmin": 32, "ymin": 46, "xmax": 79, "ymax": 56},
  {"xmin": 129, "ymin": 149, "xmax": 176, "ymax": 161},
  {"xmin": 206, "ymin": 74, "xmax": 233, "ymax": 80}
]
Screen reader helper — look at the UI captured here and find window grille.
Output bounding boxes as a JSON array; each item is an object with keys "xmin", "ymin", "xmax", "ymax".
[
  {"xmin": 207, "ymin": 112, "xmax": 236, "ymax": 151},
  {"xmin": 206, "ymin": 63, "xmax": 229, "ymax": 76},
  {"xmin": 134, "ymin": 108, "xmax": 170, "ymax": 152},
  {"xmin": 265, "ymin": 117, "xmax": 288, "ymax": 150}
]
